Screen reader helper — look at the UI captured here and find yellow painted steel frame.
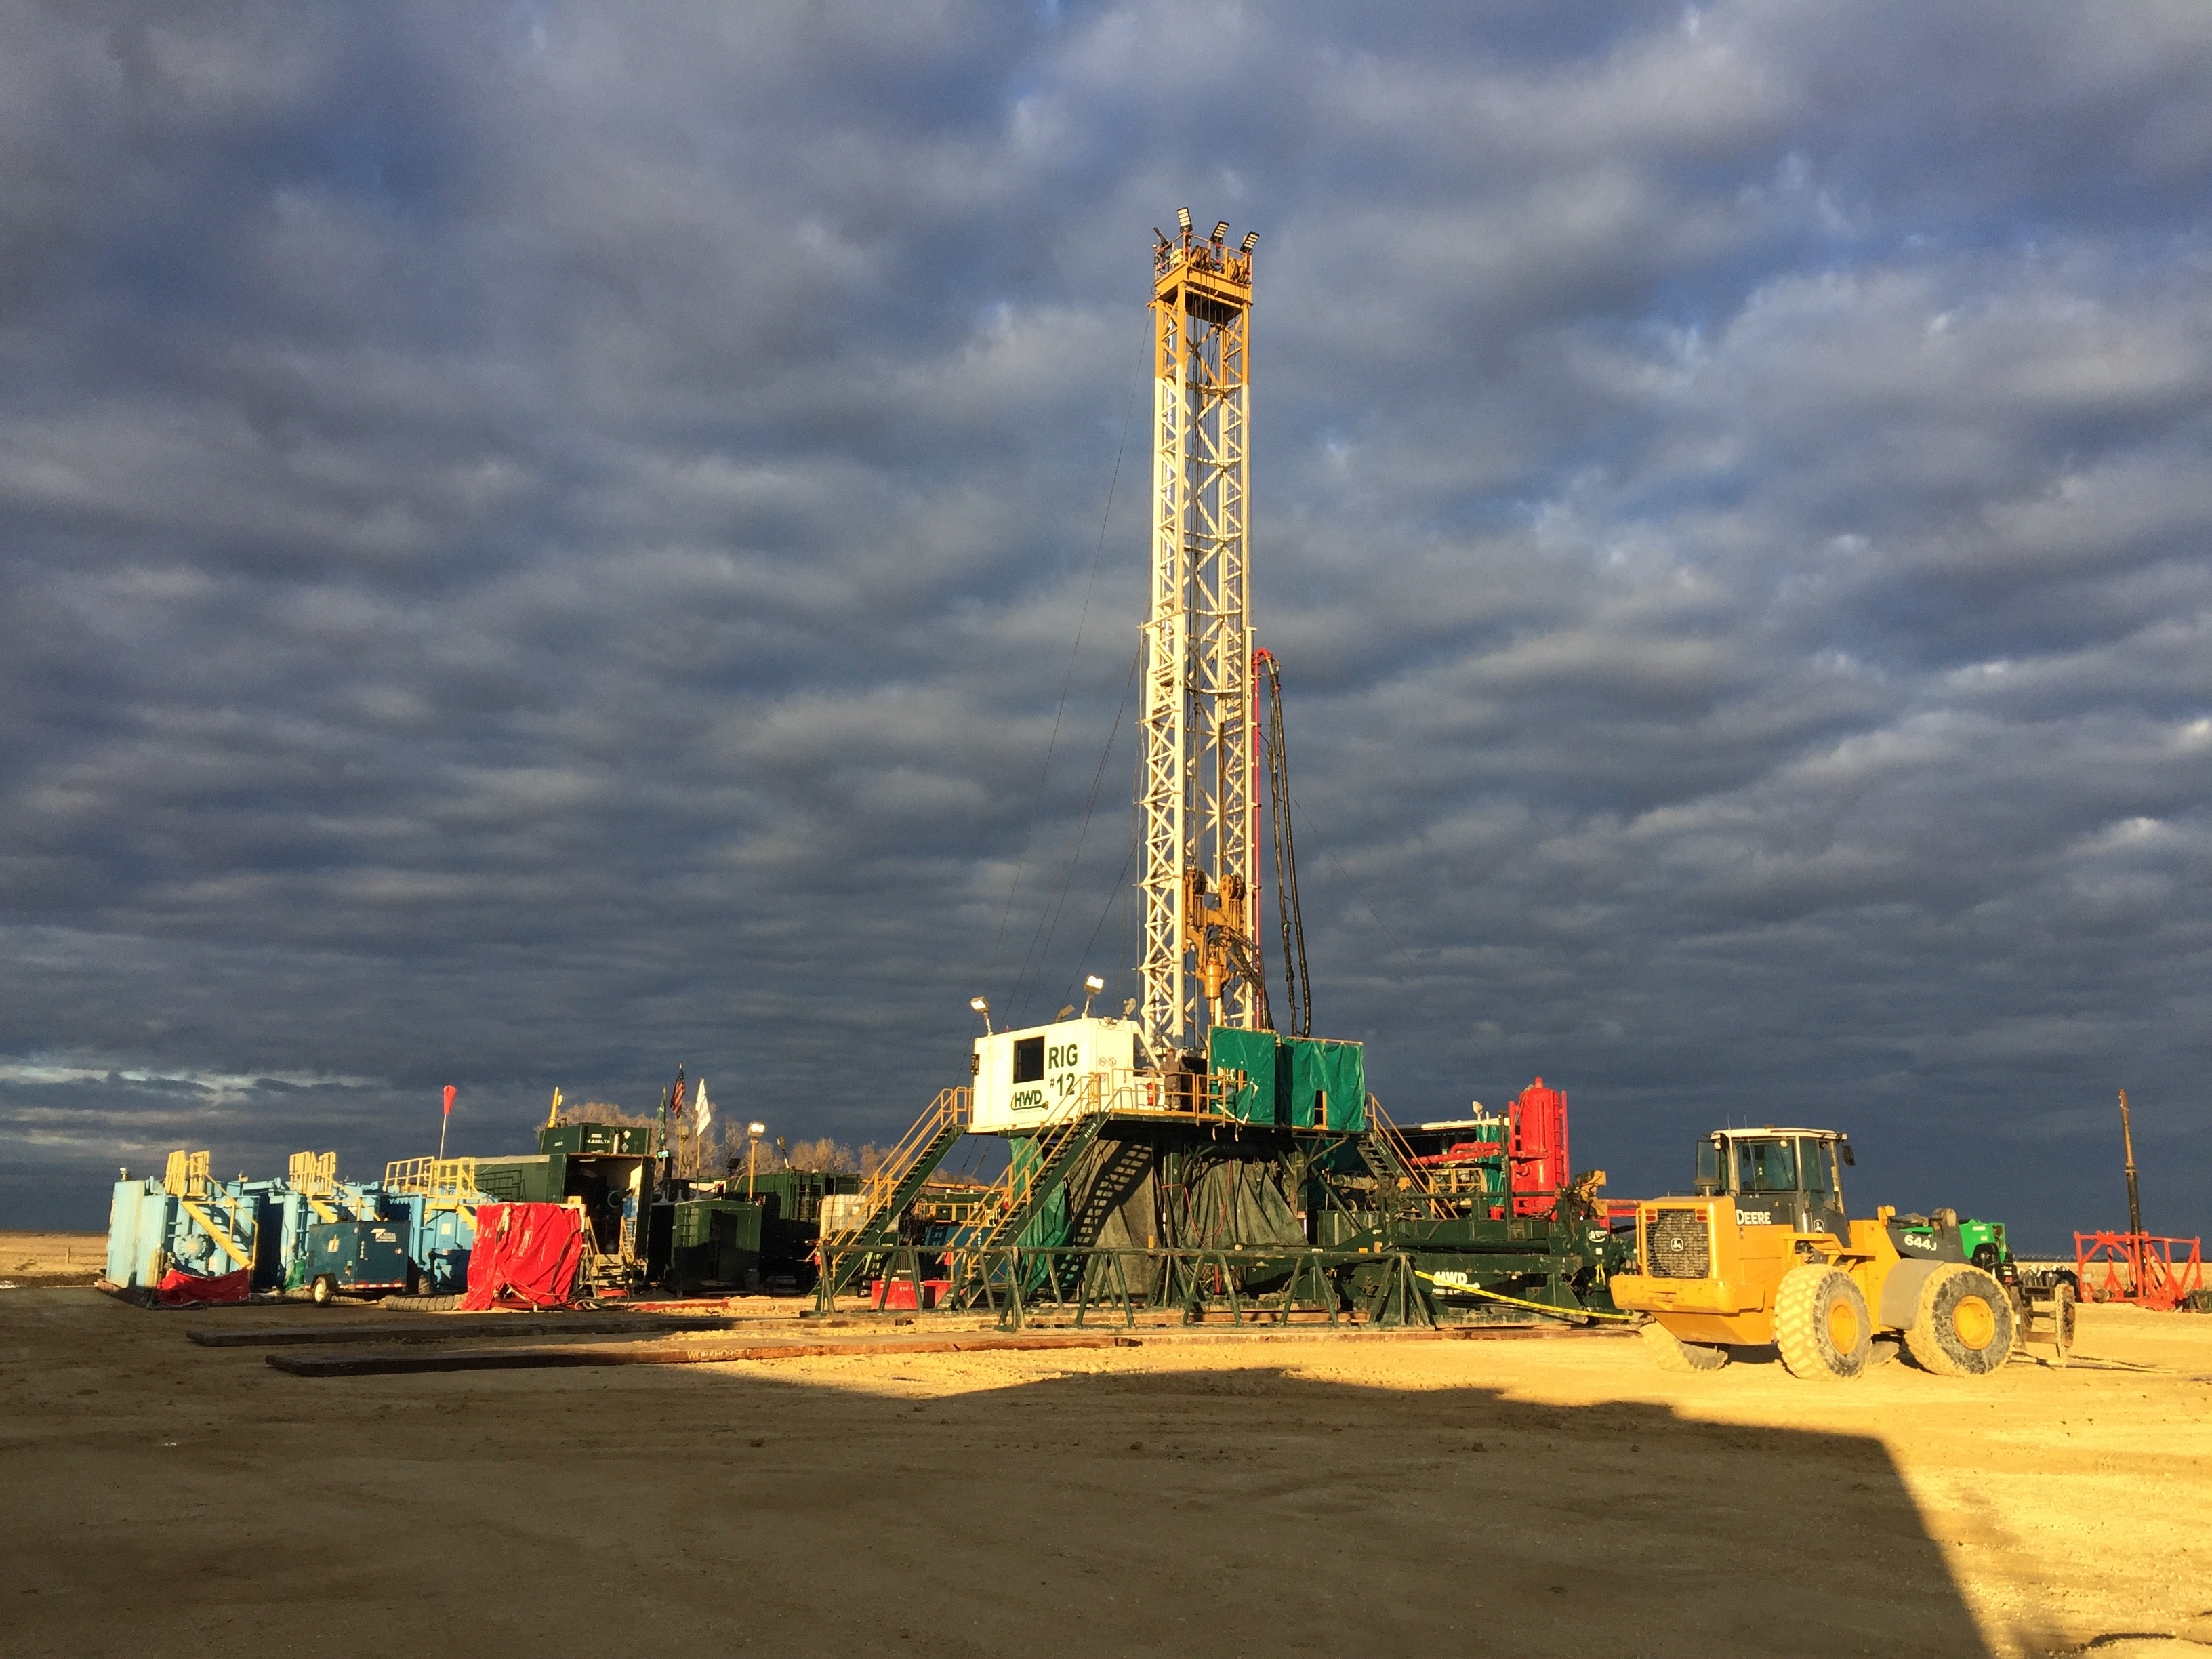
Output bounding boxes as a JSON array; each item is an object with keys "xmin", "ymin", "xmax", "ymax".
[
  {"xmin": 1139, "ymin": 219, "xmax": 1258, "ymax": 1046},
  {"xmin": 178, "ymin": 1198, "xmax": 253, "ymax": 1270},
  {"xmin": 289, "ymin": 1150, "xmax": 343, "ymax": 1221},
  {"xmin": 820, "ymin": 1088, "xmax": 970, "ymax": 1250}
]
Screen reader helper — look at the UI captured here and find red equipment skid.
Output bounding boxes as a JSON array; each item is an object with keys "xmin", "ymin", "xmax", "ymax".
[
  {"xmin": 1508, "ymin": 1078, "xmax": 1569, "ymax": 1218},
  {"xmin": 2074, "ymin": 1231, "xmax": 2205, "ymax": 1311}
]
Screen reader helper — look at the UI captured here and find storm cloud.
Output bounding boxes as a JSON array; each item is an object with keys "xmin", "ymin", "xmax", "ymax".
[{"xmin": 3, "ymin": 2, "xmax": 2208, "ymax": 1244}]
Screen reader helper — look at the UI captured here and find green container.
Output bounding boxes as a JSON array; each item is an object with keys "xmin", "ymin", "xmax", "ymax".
[
  {"xmin": 1207, "ymin": 1027, "xmax": 1279, "ymax": 1124},
  {"xmin": 472, "ymin": 1154, "xmax": 565, "ymax": 1204},
  {"xmin": 539, "ymin": 1124, "xmax": 651, "ymax": 1157},
  {"xmin": 739, "ymin": 1170, "xmax": 861, "ymax": 1224},
  {"xmin": 668, "ymin": 1199, "xmax": 763, "ymax": 1287},
  {"xmin": 1279, "ymin": 1037, "xmax": 1366, "ymax": 1131}
]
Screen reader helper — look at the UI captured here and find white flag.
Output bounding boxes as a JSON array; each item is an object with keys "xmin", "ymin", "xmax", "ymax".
[{"xmin": 693, "ymin": 1078, "xmax": 712, "ymax": 1136}]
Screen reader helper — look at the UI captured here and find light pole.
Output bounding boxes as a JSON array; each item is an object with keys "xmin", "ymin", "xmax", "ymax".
[{"xmin": 746, "ymin": 1121, "xmax": 766, "ymax": 1199}]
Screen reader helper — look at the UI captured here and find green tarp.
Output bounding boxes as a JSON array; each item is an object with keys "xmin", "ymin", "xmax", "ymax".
[
  {"xmin": 1206, "ymin": 1027, "xmax": 1279, "ymax": 1124},
  {"xmin": 1278, "ymin": 1037, "xmax": 1366, "ymax": 1131}
]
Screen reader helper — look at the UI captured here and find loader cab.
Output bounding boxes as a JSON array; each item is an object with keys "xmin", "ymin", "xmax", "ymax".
[{"xmin": 1694, "ymin": 1128, "xmax": 1853, "ymax": 1241}]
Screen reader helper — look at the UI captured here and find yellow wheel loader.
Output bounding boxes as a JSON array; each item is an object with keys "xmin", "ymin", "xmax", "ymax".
[{"xmin": 1612, "ymin": 1128, "xmax": 2015, "ymax": 1380}]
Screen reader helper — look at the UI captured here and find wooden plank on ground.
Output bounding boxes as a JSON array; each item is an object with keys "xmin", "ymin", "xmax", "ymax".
[
  {"xmin": 191, "ymin": 1314, "xmax": 739, "ymax": 1348},
  {"xmin": 268, "ymin": 1331, "xmax": 1142, "ymax": 1377}
]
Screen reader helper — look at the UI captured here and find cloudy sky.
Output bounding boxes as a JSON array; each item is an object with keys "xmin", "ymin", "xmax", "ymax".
[{"xmin": 3, "ymin": 3, "xmax": 2207, "ymax": 1244}]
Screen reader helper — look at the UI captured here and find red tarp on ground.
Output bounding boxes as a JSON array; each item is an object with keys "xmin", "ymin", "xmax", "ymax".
[
  {"xmin": 156, "ymin": 1267, "xmax": 251, "ymax": 1307},
  {"xmin": 462, "ymin": 1203, "xmax": 588, "ymax": 1311}
]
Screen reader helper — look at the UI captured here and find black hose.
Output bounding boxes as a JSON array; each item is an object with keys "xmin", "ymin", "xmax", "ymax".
[{"xmin": 1256, "ymin": 653, "xmax": 1311, "ymax": 1036}]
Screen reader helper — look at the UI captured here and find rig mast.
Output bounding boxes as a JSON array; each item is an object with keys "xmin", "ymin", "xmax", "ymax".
[{"xmin": 1138, "ymin": 211, "xmax": 1262, "ymax": 1047}]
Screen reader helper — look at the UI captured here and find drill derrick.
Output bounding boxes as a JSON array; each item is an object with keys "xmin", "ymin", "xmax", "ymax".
[{"xmin": 1138, "ymin": 211, "xmax": 1261, "ymax": 1048}]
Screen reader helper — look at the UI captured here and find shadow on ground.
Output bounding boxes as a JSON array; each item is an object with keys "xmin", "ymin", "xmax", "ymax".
[{"xmin": 5, "ymin": 1292, "xmax": 1996, "ymax": 1658}]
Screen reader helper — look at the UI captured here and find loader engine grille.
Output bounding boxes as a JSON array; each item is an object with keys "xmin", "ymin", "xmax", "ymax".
[{"xmin": 1646, "ymin": 1208, "xmax": 1712, "ymax": 1279}]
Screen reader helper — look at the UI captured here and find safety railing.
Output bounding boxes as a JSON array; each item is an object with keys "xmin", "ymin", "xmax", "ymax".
[
  {"xmin": 1364, "ymin": 1099, "xmax": 1450, "ymax": 1221},
  {"xmin": 287, "ymin": 1151, "xmax": 337, "ymax": 1198},
  {"xmin": 161, "ymin": 1148, "xmax": 253, "ymax": 1271},
  {"xmin": 384, "ymin": 1156, "xmax": 483, "ymax": 1212},
  {"xmin": 971, "ymin": 1101, "xmax": 1104, "ymax": 1250},
  {"xmin": 1153, "ymin": 236, "xmax": 1254, "ymax": 289},
  {"xmin": 818, "ymin": 1087, "xmax": 970, "ymax": 1251}
]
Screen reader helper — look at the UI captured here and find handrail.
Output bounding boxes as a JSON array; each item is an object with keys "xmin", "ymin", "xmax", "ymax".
[
  {"xmin": 287, "ymin": 1151, "xmax": 337, "ymax": 1198},
  {"xmin": 819, "ymin": 1088, "xmax": 970, "ymax": 1249},
  {"xmin": 160, "ymin": 1149, "xmax": 252, "ymax": 1268},
  {"xmin": 383, "ymin": 1155, "xmax": 482, "ymax": 1213},
  {"xmin": 1364, "ymin": 1098, "xmax": 1450, "ymax": 1221},
  {"xmin": 428, "ymin": 1158, "xmax": 482, "ymax": 1213},
  {"xmin": 975, "ymin": 1091, "xmax": 1102, "ymax": 1248}
]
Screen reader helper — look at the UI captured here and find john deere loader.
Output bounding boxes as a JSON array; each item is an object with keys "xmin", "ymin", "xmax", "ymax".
[{"xmin": 1612, "ymin": 1128, "xmax": 2016, "ymax": 1380}]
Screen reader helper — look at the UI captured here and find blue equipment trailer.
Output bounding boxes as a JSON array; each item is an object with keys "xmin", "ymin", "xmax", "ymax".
[{"xmin": 298, "ymin": 1219, "xmax": 411, "ymax": 1304}]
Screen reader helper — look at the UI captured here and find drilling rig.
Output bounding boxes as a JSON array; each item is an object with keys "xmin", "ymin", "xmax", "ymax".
[{"xmin": 815, "ymin": 213, "xmax": 1630, "ymax": 1327}]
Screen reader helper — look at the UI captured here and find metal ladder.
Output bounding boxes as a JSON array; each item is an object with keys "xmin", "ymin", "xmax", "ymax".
[
  {"xmin": 1358, "ymin": 1098, "xmax": 1450, "ymax": 1221},
  {"xmin": 816, "ymin": 1088, "xmax": 971, "ymax": 1298},
  {"xmin": 1061, "ymin": 1134, "xmax": 1154, "ymax": 1247},
  {"xmin": 974, "ymin": 1111, "xmax": 1108, "ymax": 1251}
]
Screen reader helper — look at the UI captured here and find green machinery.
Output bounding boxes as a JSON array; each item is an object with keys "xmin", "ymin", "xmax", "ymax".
[
  {"xmin": 472, "ymin": 1123, "xmax": 657, "ymax": 1294},
  {"xmin": 1895, "ymin": 1210, "xmax": 2078, "ymax": 1348},
  {"xmin": 815, "ymin": 1027, "xmax": 1628, "ymax": 1328}
]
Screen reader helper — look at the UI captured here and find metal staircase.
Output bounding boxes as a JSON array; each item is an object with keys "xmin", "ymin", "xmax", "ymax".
[
  {"xmin": 161, "ymin": 1149, "xmax": 255, "ymax": 1273},
  {"xmin": 1061, "ymin": 1133, "xmax": 1155, "ymax": 1248},
  {"xmin": 973, "ymin": 1110, "xmax": 1107, "ymax": 1250},
  {"xmin": 1359, "ymin": 1097, "xmax": 1449, "ymax": 1221},
  {"xmin": 820, "ymin": 1087, "xmax": 970, "ymax": 1254}
]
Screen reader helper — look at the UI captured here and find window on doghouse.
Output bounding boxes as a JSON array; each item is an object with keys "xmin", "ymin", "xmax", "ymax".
[{"xmin": 1012, "ymin": 1036, "xmax": 1045, "ymax": 1084}]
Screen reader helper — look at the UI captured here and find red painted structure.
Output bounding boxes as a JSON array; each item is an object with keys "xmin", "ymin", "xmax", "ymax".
[
  {"xmin": 1508, "ymin": 1077, "xmax": 1570, "ymax": 1218},
  {"xmin": 2074, "ymin": 1231, "xmax": 2205, "ymax": 1311}
]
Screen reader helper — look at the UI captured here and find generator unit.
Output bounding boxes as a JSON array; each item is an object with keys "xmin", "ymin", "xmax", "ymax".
[{"xmin": 296, "ymin": 1219, "xmax": 411, "ymax": 1304}]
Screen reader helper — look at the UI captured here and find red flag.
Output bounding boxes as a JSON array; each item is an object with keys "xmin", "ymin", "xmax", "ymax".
[{"xmin": 443, "ymin": 1084, "xmax": 457, "ymax": 1116}]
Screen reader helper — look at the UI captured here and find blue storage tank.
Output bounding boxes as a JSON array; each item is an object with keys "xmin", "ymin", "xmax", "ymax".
[
  {"xmin": 102, "ymin": 1174, "xmax": 262, "ymax": 1289},
  {"xmin": 384, "ymin": 1193, "xmax": 474, "ymax": 1293}
]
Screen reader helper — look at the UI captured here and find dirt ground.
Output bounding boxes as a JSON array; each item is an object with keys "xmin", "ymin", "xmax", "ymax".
[
  {"xmin": 4, "ymin": 1287, "xmax": 2210, "ymax": 1659},
  {"xmin": 0, "ymin": 1231, "xmax": 104, "ymax": 1285}
]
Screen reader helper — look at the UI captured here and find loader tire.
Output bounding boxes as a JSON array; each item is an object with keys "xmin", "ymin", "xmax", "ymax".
[
  {"xmin": 1774, "ymin": 1265, "xmax": 1873, "ymax": 1380},
  {"xmin": 1640, "ymin": 1319, "xmax": 1729, "ymax": 1372},
  {"xmin": 1904, "ymin": 1263, "xmax": 2014, "ymax": 1376}
]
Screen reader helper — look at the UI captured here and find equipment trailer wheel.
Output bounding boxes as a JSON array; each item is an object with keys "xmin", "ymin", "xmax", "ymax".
[
  {"xmin": 2048, "ymin": 1282, "xmax": 2076, "ymax": 1355},
  {"xmin": 1774, "ymin": 1265, "xmax": 1874, "ymax": 1380},
  {"xmin": 310, "ymin": 1274, "xmax": 337, "ymax": 1307},
  {"xmin": 1904, "ymin": 1263, "xmax": 2015, "ymax": 1376},
  {"xmin": 1640, "ymin": 1319, "xmax": 1729, "ymax": 1372}
]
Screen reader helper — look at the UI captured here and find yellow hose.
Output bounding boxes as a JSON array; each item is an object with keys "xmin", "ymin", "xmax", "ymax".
[{"xmin": 1412, "ymin": 1269, "xmax": 1636, "ymax": 1322}]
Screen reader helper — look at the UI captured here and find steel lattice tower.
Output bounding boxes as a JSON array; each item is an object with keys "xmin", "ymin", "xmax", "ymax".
[{"xmin": 1137, "ymin": 214, "xmax": 1259, "ymax": 1047}]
